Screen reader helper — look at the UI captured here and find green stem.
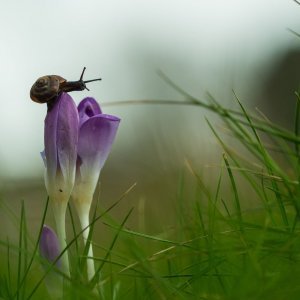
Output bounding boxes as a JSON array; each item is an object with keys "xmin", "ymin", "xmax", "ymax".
[
  {"xmin": 52, "ymin": 200, "xmax": 70, "ymax": 277},
  {"xmin": 76, "ymin": 201, "xmax": 95, "ymax": 281}
]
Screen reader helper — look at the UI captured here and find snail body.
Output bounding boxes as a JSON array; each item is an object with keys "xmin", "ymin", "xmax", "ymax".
[{"xmin": 30, "ymin": 68, "xmax": 101, "ymax": 109}]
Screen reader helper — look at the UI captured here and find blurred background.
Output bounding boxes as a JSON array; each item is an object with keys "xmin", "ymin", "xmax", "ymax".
[{"xmin": 1, "ymin": 0, "xmax": 300, "ymax": 240}]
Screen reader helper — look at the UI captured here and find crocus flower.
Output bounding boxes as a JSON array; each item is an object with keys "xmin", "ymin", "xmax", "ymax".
[
  {"xmin": 72, "ymin": 97, "xmax": 120, "ymax": 280},
  {"xmin": 39, "ymin": 225, "xmax": 62, "ymax": 299},
  {"xmin": 39, "ymin": 225, "xmax": 61, "ymax": 267},
  {"xmin": 43, "ymin": 92, "xmax": 79, "ymax": 275}
]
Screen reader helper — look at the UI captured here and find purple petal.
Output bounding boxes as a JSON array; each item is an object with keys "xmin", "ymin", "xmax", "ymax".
[
  {"xmin": 56, "ymin": 94, "xmax": 79, "ymax": 185},
  {"xmin": 77, "ymin": 114, "xmax": 120, "ymax": 182},
  {"xmin": 44, "ymin": 93, "xmax": 79, "ymax": 194},
  {"xmin": 44, "ymin": 100, "xmax": 59, "ymax": 190},
  {"xmin": 39, "ymin": 225, "xmax": 61, "ymax": 267},
  {"xmin": 77, "ymin": 97, "xmax": 102, "ymax": 127}
]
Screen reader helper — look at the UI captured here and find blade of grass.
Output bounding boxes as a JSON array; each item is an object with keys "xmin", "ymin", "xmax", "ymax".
[
  {"xmin": 221, "ymin": 199, "xmax": 231, "ymax": 218},
  {"xmin": 223, "ymin": 154, "xmax": 243, "ymax": 232},
  {"xmin": 91, "ymin": 207, "xmax": 134, "ymax": 288},
  {"xmin": 260, "ymin": 176, "xmax": 277, "ymax": 225},
  {"xmin": 295, "ymin": 92, "xmax": 300, "ymax": 181},
  {"xmin": 22, "ymin": 201, "xmax": 28, "ymax": 300},
  {"xmin": 13, "ymin": 197, "xmax": 49, "ymax": 299},
  {"xmin": 102, "ymin": 223, "xmax": 197, "ymax": 249},
  {"xmin": 16, "ymin": 201, "xmax": 25, "ymax": 300},
  {"xmin": 6, "ymin": 237, "xmax": 11, "ymax": 297}
]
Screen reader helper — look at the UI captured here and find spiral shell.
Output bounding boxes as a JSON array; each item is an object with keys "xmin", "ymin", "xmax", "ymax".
[{"xmin": 30, "ymin": 75, "xmax": 66, "ymax": 103}]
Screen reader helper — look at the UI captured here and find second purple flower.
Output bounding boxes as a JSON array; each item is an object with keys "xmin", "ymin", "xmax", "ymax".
[{"xmin": 72, "ymin": 97, "xmax": 120, "ymax": 280}]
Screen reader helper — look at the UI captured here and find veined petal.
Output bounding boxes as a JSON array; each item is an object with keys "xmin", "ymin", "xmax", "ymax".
[
  {"xmin": 56, "ymin": 94, "xmax": 79, "ymax": 189},
  {"xmin": 39, "ymin": 225, "xmax": 61, "ymax": 267},
  {"xmin": 76, "ymin": 114, "xmax": 120, "ymax": 194},
  {"xmin": 78, "ymin": 97, "xmax": 102, "ymax": 127},
  {"xmin": 44, "ymin": 98, "xmax": 59, "ymax": 192},
  {"xmin": 44, "ymin": 93, "xmax": 79, "ymax": 196}
]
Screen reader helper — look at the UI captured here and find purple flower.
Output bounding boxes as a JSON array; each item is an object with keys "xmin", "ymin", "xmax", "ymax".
[
  {"xmin": 43, "ymin": 92, "xmax": 79, "ymax": 275},
  {"xmin": 39, "ymin": 225, "xmax": 61, "ymax": 267},
  {"xmin": 44, "ymin": 92, "xmax": 79, "ymax": 200},
  {"xmin": 73, "ymin": 97, "xmax": 120, "ymax": 199},
  {"xmin": 39, "ymin": 225, "xmax": 63, "ymax": 298},
  {"xmin": 78, "ymin": 96, "xmax": 102, "ymax": 127},
  {"xmin": 72, "ymin": 97, "xmax": 120, "ymax": 280}
]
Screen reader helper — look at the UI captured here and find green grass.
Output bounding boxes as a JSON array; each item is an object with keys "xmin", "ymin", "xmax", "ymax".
[{"xmin": 1, "ymin": 79, "xmax": 300, "ymax": 299}]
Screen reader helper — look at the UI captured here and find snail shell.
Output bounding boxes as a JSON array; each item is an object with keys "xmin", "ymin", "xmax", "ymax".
[{"xmin": 30, "ymin": 75, "xmax": 66, "ymax": 103}]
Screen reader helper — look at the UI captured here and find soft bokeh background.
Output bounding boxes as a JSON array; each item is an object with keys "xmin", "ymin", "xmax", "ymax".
[{"xmin": 1, "ymin": 0, "xmax": 300, "ymax": 240}]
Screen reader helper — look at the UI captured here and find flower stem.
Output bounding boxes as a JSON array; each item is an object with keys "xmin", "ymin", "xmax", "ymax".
[
  {"xmin": 52, "ymin": 200, "xmax": 70, "ymax": 277},
  {"xmin": 75, "ymin": 201, "xmax": 95, "ymax": 281}
]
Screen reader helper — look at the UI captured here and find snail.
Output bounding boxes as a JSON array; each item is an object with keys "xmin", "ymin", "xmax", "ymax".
[{"xmin": 30, "ymin": 67, "xmax": 101, "ymax": 110}]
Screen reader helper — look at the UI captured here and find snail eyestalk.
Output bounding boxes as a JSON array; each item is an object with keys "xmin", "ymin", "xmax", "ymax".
[
  {"xmin": 84, "ymin": 78, "xmax": 102, "ymax": 83},
  {"xmin": 80, "ymin": 67, "xmax": 102, "ymax": 84},
  {"xmin": 79, "ymin": 67, "xmax": 86, "ymax": 81},
  {"xmin": 59, "ymin": 69, "xmax": 102, "ymax": 93}
]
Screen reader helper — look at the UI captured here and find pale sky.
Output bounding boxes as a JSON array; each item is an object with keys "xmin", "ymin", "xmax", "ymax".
[{"xmin": 0, "ymin": 0, "xmax": 300, "ymax": 179}]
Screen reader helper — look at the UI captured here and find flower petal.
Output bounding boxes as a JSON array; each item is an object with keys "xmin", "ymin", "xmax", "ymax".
[
  {"xmin": 77, "ymin": 97, "xmax": 102, "ymax": 127},
  {"xmin": 44, "ymin": 93, "xmax": 79, "ymax": 196},
  {"xmin": 56, "ymin": 94, "xmax": 79, "ymax": 189},
  {"xmin": 39, "ymin": 225, "xmax": 61, "ymax": 267},
  {"xmin": 44, "ymin": 99, "xmax": 59, "ymax": 192},
  {"xmin": 76, "ymin": 114, "xmax": 120, "ymax": 192}
]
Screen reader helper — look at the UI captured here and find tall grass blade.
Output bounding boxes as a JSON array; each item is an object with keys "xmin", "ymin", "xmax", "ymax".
[
  {"xmin": 223, "ymin": 154, "xmax": 243, "ymax": 232},
  {"xmin": 16, "ymin": 200, "xmax": 25, "ymax": 300},
  {"xmin": 13, "ymin": 197, "xmax": 49, "ymax": 299},
  {"xmin": 91, "ymin": 207, "xmax": 134, "ymax": 288}
]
